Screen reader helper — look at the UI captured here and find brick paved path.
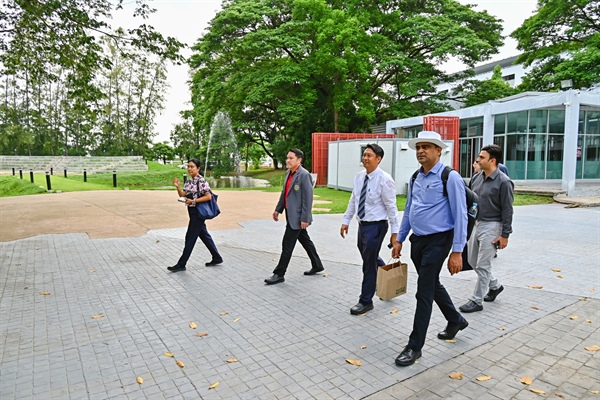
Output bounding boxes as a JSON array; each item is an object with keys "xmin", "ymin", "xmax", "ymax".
[{"xmin": 1, "ymin": 203, "xmax": 598, "ymax": 399}]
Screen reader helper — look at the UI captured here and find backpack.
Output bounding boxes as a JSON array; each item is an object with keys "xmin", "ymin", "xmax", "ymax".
[{"xmin": 411, "ymin": 166, "xmax": 478, "ymax": 240}]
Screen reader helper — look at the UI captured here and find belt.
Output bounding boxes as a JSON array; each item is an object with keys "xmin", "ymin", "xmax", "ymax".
[{"xmin": 359, "ymin": 220, "xmax": 387, "ymax": 226}]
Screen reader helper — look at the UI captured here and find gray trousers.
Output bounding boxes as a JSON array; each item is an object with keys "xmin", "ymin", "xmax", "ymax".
[{"xmin": 468, "ymin": 221, "xmax": 502, "ymax": 305}]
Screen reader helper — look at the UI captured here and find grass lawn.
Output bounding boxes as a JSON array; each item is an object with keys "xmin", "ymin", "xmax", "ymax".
[{"xmin": 0, "ymin": 164, "xmax": 555, "ymax": 211}]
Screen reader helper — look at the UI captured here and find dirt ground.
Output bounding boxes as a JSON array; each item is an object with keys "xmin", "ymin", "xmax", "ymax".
[{"xmin": 0, "ymin": 190, "xmax": 282, "ymax": 242}]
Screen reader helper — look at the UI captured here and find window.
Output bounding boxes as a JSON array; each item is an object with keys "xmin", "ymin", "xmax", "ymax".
[
  {"xmin": 527, "ymin": 134, "xmax": 546, "ymax": 179},
  {"xmin": 494, "ymin": 114, "xmax": 506, "ymax": 135},
  {"xmin": 467, "ymin": 117, "xmax": 483, "ymax": 137},
  {"xmin": 548, "ymin": 110, "xmax": 566, "ymax": 133},
  {"xmin": 505, "ymin": 134, "xmax": 527, "ymax": 179},
  {"xmin": 528, "ymin": 110, "xmax": 548, "ymax": 133},
  {"xmin": 507, "ymin": 111, "xmax": 528, "ymax": 133}
]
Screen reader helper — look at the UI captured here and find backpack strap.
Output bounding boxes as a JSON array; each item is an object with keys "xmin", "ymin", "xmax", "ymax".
[
  {"xmin": 410, "ymin": 169, "xmax": 419, "ymax": 192},
  {"xmin": 441, "ymin": 165, "xmax": 452, "ymax": 197}
]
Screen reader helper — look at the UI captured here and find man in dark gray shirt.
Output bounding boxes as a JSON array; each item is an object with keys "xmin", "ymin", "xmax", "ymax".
[{"xmin": 460, "ymin": 144, "xmax": 514, "ymax": 313}]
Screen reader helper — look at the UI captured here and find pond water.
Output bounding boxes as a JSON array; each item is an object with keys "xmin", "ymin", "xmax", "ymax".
[{"xmin": 205, "ymin": 175, "xmax": 271, "ymax": 188}]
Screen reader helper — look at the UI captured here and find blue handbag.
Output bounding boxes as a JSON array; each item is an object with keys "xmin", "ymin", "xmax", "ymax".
[{"xmin": 197, "ymin": 190, "xmax": 220, "ymax": 219}]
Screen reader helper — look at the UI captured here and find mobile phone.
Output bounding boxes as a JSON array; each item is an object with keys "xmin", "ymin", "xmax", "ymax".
[{"xmin": 178, "ymin": 197, "xmax": 186, "ymax": 203}]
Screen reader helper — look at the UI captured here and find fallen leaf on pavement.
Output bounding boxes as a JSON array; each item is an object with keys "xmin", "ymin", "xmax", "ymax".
[
  {"xmin": 570, "ymin": 316, "xmax": 578, "ymax": 320},
  {"xmin": 91, "ymin": 314, "xmax": 104, "ymax": 319},
  {"xmin": 591, "ymin": 390, "xmax": 599, "ymax": 394},
  {"xmin": 557, "ymin": 275, "xmax": 563, "ymax": 279},
  {"xmin": 551, "ymin": 268, "xmax": 561, "ymax": 272},
  {"xmin": 521, "ymin": 376, "xmax": 533, "ymax": 385},
  {"xmin": 164, "ymin": 352, "xmax": 174, "ymax": 357},
  {"xmin": 498, "ymin": 327, "xmax": 506, "ymax": 330},
  {"xmin": 555, "ymin": 393, "xmax": 565, "ymax": 398},
  {"xmin": 445, "ymin": 339, "xmax": 457, "ymax": 343},
  {"xmin": 156, "ymin": 240, "xmax": 160, "ymax": 243},
  {"xmin": 584, "ymin": 345, "xmax": 600, "ymax": 351},
  {"xmin": 88, "ymin": 270, "xmax": 96, "ymax": 273},
  {"xmin": 531, "ymin": 306, "xmax": 539, "ymax": 310},
  {"xmin": 219, "ymin": 312, "xmax": 229, "ymax": 316},
  {"xmin": 209, "ymin": 381, "xmax": 220, "ymax": 389},
  {"xmin": 196, "ymin": 332, "xmax": 208, "ymax": 337},
  {"xmin": 449, "ymin": 372, "xmax": 464, "ymax": 380},
  {"xmin": 232, "ymin": 318, "xmax": 240, "ymax": 323},
  {"xmin": 360, "ymin": 346, "xmax": 367, "ymax": 349},
  {"xmin": 39, "ymin": 292, "xmax": 51, "ymax": 295},
  {"xmin": 345, "ymin": 359, "xmax": 362, "ymax": 366},
  {"xmin": 226, "ymin": 358, "xmax": 238, "ymax": 363},
  {"xmin": 176, "ymin": 360, "xmax": 184, "ymax": 368},
  {"xmin": 528, "ymin": 285, "xmax": 543, "ymax": 289},
  {"xmin": 390, "ymin": 308, "xmax": 398, "ymax": 314},
  {"xmin": 579, "ymin": 297, "xmax": 588, "ymax": 301},
  {"xmin": 476, "ymin": 376, "xmax": 492, "ymax": 381},
  {"xmin": 189, "ymin": 322, "xmax": 197, "ymax": 329},
  {"xmin": 530, "ymin": 388, "xmax": 545, "ymax": 395},
  {"xmin": 323, "ymin": 274, "xmax": 329, "ymax": 277},
  {"xmin": 136, "ymin": 377, "xmax": 143, "ymax": 384},
  {"xmin": 590, "ymin": 288, "xmax": 596, "ymax": 293},
  {"xmin": 586, "ymin": 319, "xmax": 592, "ymax": 323}
]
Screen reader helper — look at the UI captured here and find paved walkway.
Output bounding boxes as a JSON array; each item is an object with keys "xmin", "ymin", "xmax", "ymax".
[{"xmin": 1, "ymin": 193, "xmax": 599, "ymax": 399}]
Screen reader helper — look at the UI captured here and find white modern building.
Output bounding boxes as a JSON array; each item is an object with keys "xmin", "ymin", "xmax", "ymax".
[
  {"xmin": 437, "ymin": 55, "xmax": 529, "ymax": 110},
  {"xmin": 386, "ymin": 88, "xmax": 600, "ymax": 196}
]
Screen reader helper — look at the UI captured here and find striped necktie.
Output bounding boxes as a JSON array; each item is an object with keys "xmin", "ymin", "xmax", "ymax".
[{"xmin": 357, "ymin": 175, "xmax": 369, "ymax": 219}]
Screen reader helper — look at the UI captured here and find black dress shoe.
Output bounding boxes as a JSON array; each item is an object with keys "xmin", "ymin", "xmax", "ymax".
[
  {"xmin": 303, "ymin": 267, "xmax": 324, "ymax": 276},
  {"xmin": 167, "ymin": 265, "xmax": 186, "ymax": 272},
  {"xmin": 459, "ymin": 300, "xmax": 483, "ymax": 313},
  {"xmin": 484, "ymin": 285, "xmax": 504, "ymax": 302},
  {"xmin": 205, "ymin": 259, "xmax": 223, "ymax": 267},
  {"xmin": 264, "ymin": 274, "xmax": 285, "ymax": 285},
  {"xmin": 438, "ymin": 318, "xmax": 469, "ymax": 340},
  {"xmin": 395, "ymin": 346, "xmax": 422, "ymax": 366},
  {"xmin": 350, "ymin": 303, "xmax": 373, "ymax": 315}
]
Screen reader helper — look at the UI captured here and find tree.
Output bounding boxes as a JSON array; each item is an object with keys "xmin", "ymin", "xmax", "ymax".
[
  {"xmin": 170, "ymin": 111, "xmax": 202, "ymax": 162},
  {"xmin": 0, "ymin": 1, "xmax": 182, "ymax": 155},
  {"xmin": 152, "ymin": 142, "xmax": 175, "ymax": 164},
  {"xmin": 512, "ymin": 0, "xmax": 600, "ymax": 91},
  {"xmin": 189, "ymin": 0, "xmax": 503, "ymax": 165},
  {"xmin": 456, "ymin": 65, "xmax": 519, "ymax": 107}
]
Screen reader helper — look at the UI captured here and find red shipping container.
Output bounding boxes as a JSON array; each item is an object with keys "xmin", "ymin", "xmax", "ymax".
[
  {"xmin": 312, "ymin": 132, "xmax": 395, "ymax": 186},
  {"xmin": 424, "ymin": 116, "xmax": 460, "ymax": 169}
]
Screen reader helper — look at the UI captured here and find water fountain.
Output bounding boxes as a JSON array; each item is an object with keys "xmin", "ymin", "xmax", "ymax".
[{"xmin": 205, "ymin": 111, "xmax": 240, "ymax": 177}]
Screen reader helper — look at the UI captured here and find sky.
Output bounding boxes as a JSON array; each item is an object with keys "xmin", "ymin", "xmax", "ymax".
[{"xmin": 114, "ymin": 0, "xmax": 539, "ymax": 144}]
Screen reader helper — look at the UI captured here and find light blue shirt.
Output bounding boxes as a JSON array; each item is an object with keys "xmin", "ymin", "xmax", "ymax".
[
  {"xmin": 343, "ymin": 167, "xmax": 399, "ymax": 234},
  {"xmin": 397, "ymin": 161, "xmax": 467, "ymax": 253}
]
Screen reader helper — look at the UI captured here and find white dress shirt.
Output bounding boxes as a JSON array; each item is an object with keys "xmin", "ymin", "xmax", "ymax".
[{"xmin": 342, "ymin": 167, "xmax": 399, "ymax": 233}]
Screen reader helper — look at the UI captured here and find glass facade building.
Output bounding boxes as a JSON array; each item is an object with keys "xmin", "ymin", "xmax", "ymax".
[{"xmin": 386, "ymin": 90, "xmax": 600, "ymax": 193}]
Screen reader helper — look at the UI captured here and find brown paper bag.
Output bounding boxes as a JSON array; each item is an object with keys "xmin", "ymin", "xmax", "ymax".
[{"xmin": 376, "ymin": 260, "xmax": 408, "ymax": 301}]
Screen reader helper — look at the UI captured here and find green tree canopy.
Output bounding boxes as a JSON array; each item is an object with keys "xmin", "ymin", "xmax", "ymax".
[
  {"xmin": 512, "ymin": 0, "xmax": 600, "ymax": 91},
  {"xmin": 189, "ymin": 0, "xmax": 503, "ymax": 165}
]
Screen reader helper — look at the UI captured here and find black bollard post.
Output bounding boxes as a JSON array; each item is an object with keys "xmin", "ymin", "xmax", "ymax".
[
  {"xmin": 12, "ymin": 167, "xmax": 15, "ymax": 176},
  {"xmin": 19, "ymin": 169, "xmax": 23, "ymax": 179},
  {"xmin": 46, "ymin": 171, "xmax": 52, "ymax": 191},
  {"xmin": 83, "ymin": 169, "xmax": 87, "ymax": 182},
  {"xmin": 112, "ymin": 170, "xmax": 117, "ymax": 188},
  {"xmin": 30, "ymin": 169, "xmax": 34, "ymax": 183},
  {"xmin": 183, "ymin": 173, "xmax": 187, "ymax": 183},
  {"xmin": 64, "ymin": 168, "xmax": 67, "ymax": 178},
  {"xmin": 50, "ymin": 167, "xmax": 53, "ymax": 175}
]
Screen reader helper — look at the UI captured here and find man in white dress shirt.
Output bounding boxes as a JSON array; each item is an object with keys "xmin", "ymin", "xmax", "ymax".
[{"xmin": 341, "ymin": 143, "xmax": 399, "ymax": 315}]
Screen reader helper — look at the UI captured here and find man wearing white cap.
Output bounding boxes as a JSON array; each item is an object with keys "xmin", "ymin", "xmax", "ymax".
[{"xmin": 391, "ymin": 131, "xmax": 469, "ymax": 366}]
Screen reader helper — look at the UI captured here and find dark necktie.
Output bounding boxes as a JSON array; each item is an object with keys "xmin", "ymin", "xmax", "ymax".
[{"xmin": 357, "ymin": 175, "xmax": 369, "ymax": 219}]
